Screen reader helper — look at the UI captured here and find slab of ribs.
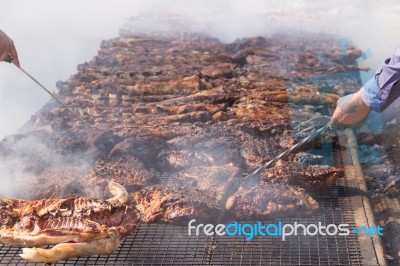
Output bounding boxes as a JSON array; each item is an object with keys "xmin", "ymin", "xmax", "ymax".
[
  {"xmin": 0, "ymin": 182, "xmax": 139, "ymax": 263},
  {"xmin": 0, "ymin": 26, "xmax": 362, "ymax": 262}
]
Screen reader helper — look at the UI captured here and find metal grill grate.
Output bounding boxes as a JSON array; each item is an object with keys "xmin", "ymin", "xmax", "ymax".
[{"xmin": 0, "ymin": 174, "xmax": 365, "ymax": 266}]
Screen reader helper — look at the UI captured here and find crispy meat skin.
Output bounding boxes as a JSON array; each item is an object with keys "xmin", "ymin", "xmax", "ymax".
[
  {"xmin": 20, "ymin": 238, "xmax": 121, "ymax": 263},
  {"xmin": 0, "ymin": 183, "xmax": 139, "ymax": 263}
]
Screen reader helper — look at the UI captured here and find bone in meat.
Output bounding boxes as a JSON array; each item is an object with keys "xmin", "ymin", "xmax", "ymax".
[{"xmin": 0, "ymin": 182, "xmax": 139, "ymax": 263}]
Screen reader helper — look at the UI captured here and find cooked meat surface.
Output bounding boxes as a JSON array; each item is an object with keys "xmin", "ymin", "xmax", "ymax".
[
  {"xmin": 0, "ymin": 31, "xmax": 358, "ymax": 262},
  {"xmin": 261, "ymin": 159, "xmax": 344, "ymax": 193},
  {"xmin": 176, "ymin": 164, "xmax": 243, "ymax": 206},
  {"xmin": 108, "ymin": 136, "xmax": 169, "ymax": 168},
  {"xmin": 225, "ymin": 184, "xmax": 319, "ymax": 219},
  {"xmin": 0, "ymin": 182, "xmax": 139, "ymax": 263},
  {"xmin": 157, "ymin": 136, "xmax": 246, "ymax": 171},
  {"xmin": 132, "ymin": 185, "xmax": 222, "ymax": 224},
  {"xmin": 15, "ymin": 169, "xmax": 87, "ymax": 200},
  {"xmin": 87, "ymin": 156, "xmax": 158, "ymax": 191}
]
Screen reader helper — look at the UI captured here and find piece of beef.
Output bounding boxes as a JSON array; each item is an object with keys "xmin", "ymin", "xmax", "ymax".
[
  {"xmin": 15, "ymin": 166, "xmax": 120, "ymax": 201},
  {"xmin": 260, "ymin": 159, "xmax": 344, "ymax": 193},
  {"xmin": 239, "ymin": 135, "xmax": 283, "ymax": 170},
  {"xmin": 16, "ymin": 169, "xmax": 87, "ymax": 200},
  {"xmin": 225, "ymin": 184, "xmax": 319, "ymax": 219},
  {"xmin": 108, "ymin": 136, "xmax": 168, "ymax": 168},
  {"xmin": 132, "ymin": 185, "xmax": 222, "ymax": 224},
  {"xmin": 156, "ymin": 136, "xmax": 245, "ymax": 171},
  {"xmin": 176, "ymin": 164, "xmax": 243, "ymax": 206},
  {"xmin": 86, "ymin": 156, "xmax": 158, "ymax": 192}
]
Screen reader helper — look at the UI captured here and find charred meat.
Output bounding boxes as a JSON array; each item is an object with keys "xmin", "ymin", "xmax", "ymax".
[
  {"xmin": 132, "ymin": 185, "xmax": 222, "ymax": 224},
  {"xmin": 87, "ymin": 156, "xmax": 158, "ymax": 191},
  {"xmin": 0, "ymin": 32, "xmax": 358, "ymax": 262},
  {"xmin": 156, "ymin": 133, "xmax": 246, "ymax": 172},
  {"xmin": 261, "ymin": 159, "xmax": 344, "ymax": 193},
  {"xmin": 225, "ymin": 184, "xmax": 319, "ymax": 219},
  {"xmin": 176, "ymin": 164, "xmax": 243, "ymax": 206}
]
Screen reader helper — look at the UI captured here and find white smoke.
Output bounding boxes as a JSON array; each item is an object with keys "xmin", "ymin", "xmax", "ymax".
[{"xmin": 0, "ymin": 132, "xmax": 94, "ymax": 198}]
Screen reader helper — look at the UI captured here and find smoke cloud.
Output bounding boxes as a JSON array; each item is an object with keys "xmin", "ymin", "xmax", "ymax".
[{"xmin": 0, "ymin": 132, "xmax": 94, "ymax": 198}]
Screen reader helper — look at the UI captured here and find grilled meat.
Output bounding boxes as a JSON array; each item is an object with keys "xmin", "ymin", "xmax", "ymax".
[
  {"xmin": 108, "ymin": 136, "xmax": 168, "ymax": 168},
  {"xmin": 225, "ymin": 184, "xmax": 319, "ymax": 219},
  {"xmin": 87, "ymin": 156, "xmax": 158, "ymax": 191},
  {"xmin": 239, "ymin": 134, "xmax": 285, "ymax": 170},
  {"xmin": 261, "ymin": 159, "xmax": 344, "ymax": 193},
  {"xmin": 17, "ymin": 156, "xmax": 157, "ymax": 200},
  {"xmin": 0, "ymin": 34, "xmax": 359, "ymax": 258},
  {"xmin": 157, "ymin": 135, "xmax": 245, "ymax": 171},
  {"xmin": 132, "ymin": 185, "xmax": 222, "ymax": 224},
  {"xmin": 0, "ymin": 182, "xmax": 139, "ymax": 263},
  {"xmin": 176, "ymin": 164, "xmax": 242, "ymax": 206}
]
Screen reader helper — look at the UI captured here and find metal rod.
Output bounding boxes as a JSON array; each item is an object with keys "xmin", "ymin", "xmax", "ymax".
[
  {"xmin": 16, "ymin": 65, "xmax": 95, "ymax": 130},
  {"xmin": 243, "ymin": 123, "xmax": 329, "ymax": 180}
]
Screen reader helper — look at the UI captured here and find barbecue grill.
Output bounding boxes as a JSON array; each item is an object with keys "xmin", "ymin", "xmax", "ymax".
[{"xmin": 0, "ymin": 130, "xmax": 385, "ymax": 265}]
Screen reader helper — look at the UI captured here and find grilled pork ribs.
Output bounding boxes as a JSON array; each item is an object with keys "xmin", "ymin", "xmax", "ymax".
[{"xmin": 0, "ymin": 182, "xmax": 139, "ymax": 263}]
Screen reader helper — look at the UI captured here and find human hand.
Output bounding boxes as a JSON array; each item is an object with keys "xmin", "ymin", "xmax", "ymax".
[
  {"xmin": 0, "ymin": 30, "xmax": 20, "ymax": 67},
  {"xmin": 329, "ymin": 91, "xmax": 370, "ymax": 130}
]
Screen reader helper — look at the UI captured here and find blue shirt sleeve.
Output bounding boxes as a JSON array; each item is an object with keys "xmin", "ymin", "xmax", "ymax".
[
  {"xmin": 363, "ymin": 45, "xmax": 400, "ymax": 112},
  {"xmin": 360, "ymin": 77, "xmax": 381, "ymax": 112}
]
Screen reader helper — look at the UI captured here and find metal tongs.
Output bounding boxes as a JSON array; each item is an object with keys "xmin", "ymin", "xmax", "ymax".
[
  {"xmin": 225, "ymin": 123, "xmax": 329, "ymax": 210},
  {"xmin": 242, "ymin": 123, "xmax": 329, "ymax": 182}
]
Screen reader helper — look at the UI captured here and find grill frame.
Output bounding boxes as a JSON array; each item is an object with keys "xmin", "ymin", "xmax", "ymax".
[{"xmin": 0, "ymin": 131, "xmax": 384, "ymax": 266}]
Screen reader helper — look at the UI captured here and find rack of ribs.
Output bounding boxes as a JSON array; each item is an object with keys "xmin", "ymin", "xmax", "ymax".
[{"xmin": 0, "ymin": 182, "xmax": 139, "ymax": 263}]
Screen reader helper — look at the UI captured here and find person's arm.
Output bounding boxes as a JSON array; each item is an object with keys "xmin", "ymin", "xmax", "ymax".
[
  {"xmin": 330, "ymin": 45, "xmax": 400, "ymax": 129},
  {"xmin": 361, "ymin": 45, "xmax": 400, "ymax": 112},
  {"xmin": 0, "ymin": 30, "xmax": 20, "ymax": 67}
]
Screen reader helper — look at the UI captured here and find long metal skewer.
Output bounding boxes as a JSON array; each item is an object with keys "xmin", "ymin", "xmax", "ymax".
[{"xmin": 14, "ymin": 64, "xmax": 95, "ymax": 129}]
